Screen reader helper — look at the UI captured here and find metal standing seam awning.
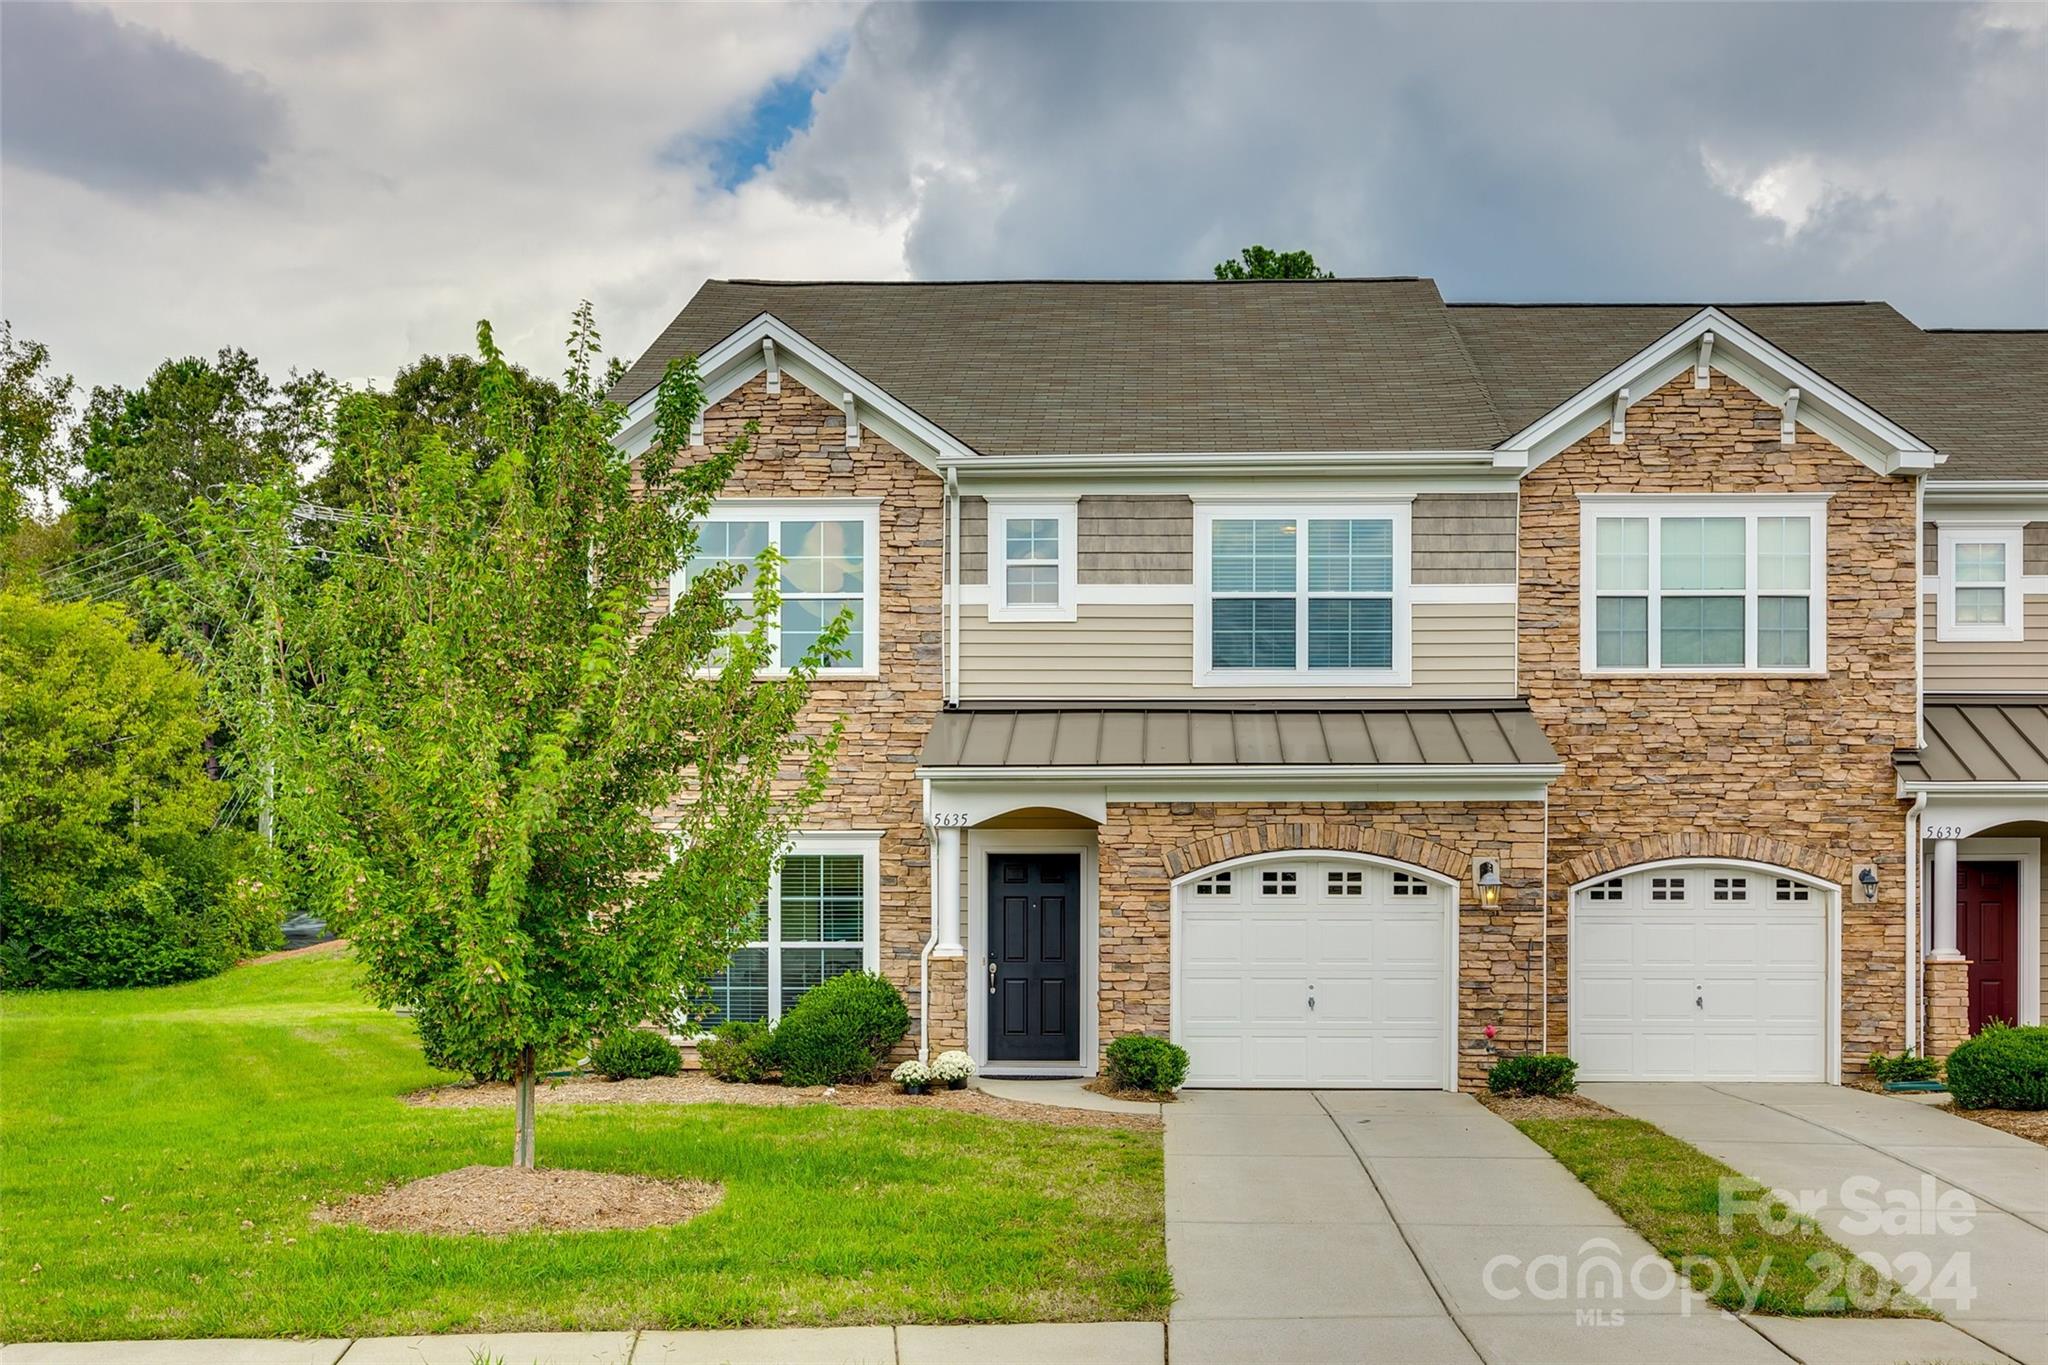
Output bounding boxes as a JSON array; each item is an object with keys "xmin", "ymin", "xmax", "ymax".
[
  {"xmin": 918, "ymin": 702, "xmax": 1562, "ymax": 776},
  {"xmin": 1896, "ymin": 697, "xmax": 2048, "ymax": 788}
]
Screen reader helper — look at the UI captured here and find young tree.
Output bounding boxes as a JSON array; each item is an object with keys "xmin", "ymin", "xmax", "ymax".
[
  {"xmin": 156, "ymin": 306, "xmax": 842, "ymax": 1167},
  {"xmin": 1212, "ymin": 246, "xmax": 1336, "ymax": 280}
]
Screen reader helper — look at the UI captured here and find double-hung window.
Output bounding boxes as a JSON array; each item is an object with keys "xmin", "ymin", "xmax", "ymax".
[
  {"xmin": 1581, "ymin": 497, "xmax": 1827, "ymax": 673},
  {"xmin": 675, "ymin": 500, "xmax": 880, "ymax": 673},
  {"xmin": 698, "ymin": 834, "xmax": 880, "ymax": 1026},
  {"xmin": 1196, "ymin": 503, "xmax": 1410, "ymax": 685},
  {"xmin": 1935, "ymin": 524, "xmax": 2023, "ymax": 643},
  {"xmin": 985, "ymin": 500, "xmax": 1077, "ymax": 621}
]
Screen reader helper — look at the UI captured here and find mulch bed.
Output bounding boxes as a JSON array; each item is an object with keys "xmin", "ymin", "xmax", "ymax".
[
  {"xmin": 1082, "ymin": 1076, "xmax": 1178, "ymax": 1104},
  {"xmin": 1476, "ymin": 1092, "xmax": 1619, "ymax": 1121},
  {"xmin": 1945, "ymin": 1105, "xmax": 2048, "ymax": 1148},
  {"xmin": 317, "ymin": 1164, "xmax": 724, "ymax": 1236},
  {"xmin": 407, "ymin": 1072, "xmax": 1161, "ymax": 1131}
]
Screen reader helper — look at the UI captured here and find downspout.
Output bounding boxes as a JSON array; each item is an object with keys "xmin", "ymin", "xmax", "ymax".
[
  {"xmin": 918, "ymin": 776, "xmax": 937, "ymax": 1063},
  {"xmin": 1541, "ymin": 790, "xmax": 1551, "ymax": 1054},
  {"xmin": 1914, "ymin": 479, "xmax": 1926, "ymax": 751},
  {"xmin": 1905, "ymin": 790, "xmax": 1926, "ymax": 1055},
  {"xmin": 945, "ymin": 468, "xmax": 960, "ymax": 708}
]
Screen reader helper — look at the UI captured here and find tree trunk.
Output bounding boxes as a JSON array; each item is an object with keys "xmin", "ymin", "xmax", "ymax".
[{"xmin": 512, "ymin": 1046, "xmax": 537, "ymax": 1169}]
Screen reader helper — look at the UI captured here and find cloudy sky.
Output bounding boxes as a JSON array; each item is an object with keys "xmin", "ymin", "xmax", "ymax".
[{"xmin": 3, "ymin": 1, "xmax": 2044, "ymax": 395}]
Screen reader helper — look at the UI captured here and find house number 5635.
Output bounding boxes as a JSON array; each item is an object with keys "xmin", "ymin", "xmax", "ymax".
[{"xmin": 931, "ymin": 813, "xmax": 971, "ymax": 828}]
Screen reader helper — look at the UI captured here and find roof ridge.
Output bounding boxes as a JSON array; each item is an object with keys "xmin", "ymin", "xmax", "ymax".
[
  {"xmin": 1445, "ymin": 299, "xmax": 1881, "ymax": 310},
  {"xmin": 714, "ymin": 276, "xmax": 1429, "ymax": 287}
]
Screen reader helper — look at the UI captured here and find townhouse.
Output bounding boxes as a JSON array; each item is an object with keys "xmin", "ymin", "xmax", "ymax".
[{"xmin": 612, "ymin": 279, "xmax": 2046, "ymax": 1090}]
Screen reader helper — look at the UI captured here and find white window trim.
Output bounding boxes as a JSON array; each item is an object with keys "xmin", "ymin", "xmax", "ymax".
[
  {"xmin": 1577, "ymin": 494, "xmax": 1829, "ymax": 677},
  {"xmin": 1193, "ymin": 500, "xmax": 1413, "ymax": 687},
  {"xmin": 1935, "ymin": 522, "xmax": 2024, "ymax": 643},
  {"xmin": 672, "ymin": 498, "xmax": 881, "ymax": 678},
  {"xmin": 701, "ymin": 830, "xmax": 882, "ymax": 1030},
  {"xmin": 985, "ymin": 499, "xmax": 1078, "ymax": 623}
]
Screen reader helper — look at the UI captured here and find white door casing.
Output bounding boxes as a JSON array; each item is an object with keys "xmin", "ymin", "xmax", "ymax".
[
  {"xmin": 1170, "ymin": 852, "xmax": 1457, "ymax": 1090},
  {"xmin": 1569, "ymin": 859, "xmax": 1839, "ymax": 1083}
]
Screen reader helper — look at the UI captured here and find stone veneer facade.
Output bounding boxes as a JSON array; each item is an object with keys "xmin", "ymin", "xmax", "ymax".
[
  {"xmin": 662, "ymin": 368, "xmax": 1922, "ymax": 1088},
  {"xmin": 1521, "ymin": 373, "xmax": 1919, "ymax": 1075}
]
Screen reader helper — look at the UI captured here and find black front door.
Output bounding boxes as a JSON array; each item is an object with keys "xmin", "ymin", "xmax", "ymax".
[{"xmin": 987, "ymin": 853, "xmax": 1081, "ymax": 1061}]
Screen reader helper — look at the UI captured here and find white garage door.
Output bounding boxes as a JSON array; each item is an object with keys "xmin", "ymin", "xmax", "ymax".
[
  {"xmin": 1177, "ymin": 858, "xmax": 1450, "ymax": 1088},
  {"xmin": 1572, "ymin": 864, "xmax": 1829, "ymax": 1082}
]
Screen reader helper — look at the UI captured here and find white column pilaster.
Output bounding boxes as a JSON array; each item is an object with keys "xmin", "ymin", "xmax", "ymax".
[
  {"xmin": 933, "ymin": 825, "xmax": 964, "ymax": 957},
  {"xmin": 1930, "ymin": 837, "xmax": 1962, "ymax": 961}
]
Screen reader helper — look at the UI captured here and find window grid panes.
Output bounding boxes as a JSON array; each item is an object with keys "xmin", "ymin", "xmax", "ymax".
[
  {"xmin": 1003, "ymin": 516, "xmax": 1061, "ymax": 608},
  {"xmin": 700, "ymin": 851, "xmax": 868, "ymax": 1028},
  {"xmin": 1209, "ymin": 513, "xmax": 1397, "ymax": 674},
  {"xmin": 1954, "ymin": 543, "xmax": 2007, "ymax": 625},
  {"xmin": 1589, "ymin": 508, "xmax": 1819, "ymax": 672},
  {"xmin": 683, "ymin": 514, "xmax": 868, "ymax": 672}
]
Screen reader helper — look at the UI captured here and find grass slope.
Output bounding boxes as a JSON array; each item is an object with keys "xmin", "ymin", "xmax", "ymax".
[
  {"xmin": 1515, "ymin": 1115, "xmax": 1927, "ymax": 1317},
  {"xmin": 0, "ymin": 952, "xmax": 1168, "ymax": 1341}
]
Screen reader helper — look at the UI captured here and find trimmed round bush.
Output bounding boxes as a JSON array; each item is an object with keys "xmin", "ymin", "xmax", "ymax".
[
  {"xmin": 1105, "ymin": 1034, "xmax": 1189, "ymax": 1092},
  {"xmin": 1486, "ymin": 1053, "xmax": 1578, "ymax": 1097},
  {"xmin": 1945, "ymin": 1023, "xmax": 2048, "ymax": 1111},
  {"xmin": 590, "ymin": 1029, "xmax": 682, "ymax": 1081},
  {"xmin": 698, "ymin": 1020, "xmax": 774, "ymax": 1083},
  {"xmin": 769, "ymin": 972, "xmax": 910, "ymax": 1087}
]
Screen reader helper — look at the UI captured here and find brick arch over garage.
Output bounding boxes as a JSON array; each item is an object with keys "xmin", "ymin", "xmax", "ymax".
[
  {"xmin": 1562, "ymin": 831, "xmax": 1853, "ymax": 888},
  {"xmin": 1161, "ymin": 822, "xmax": 1472, "ymax": 883}
]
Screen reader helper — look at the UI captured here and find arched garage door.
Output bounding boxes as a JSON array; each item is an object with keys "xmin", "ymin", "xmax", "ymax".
[
  {"xmin": 1571, "ymin": 862, "xmax": 1833, "ymax": 1082},
  {"xmin": 1174, "ymin": 856, "xmax": 1453, "ymax": 1089}
]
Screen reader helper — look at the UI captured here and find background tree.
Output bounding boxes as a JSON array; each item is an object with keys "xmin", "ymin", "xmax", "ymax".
[
  {"xmin": 0, "ymin": 322, "xmax": 75, "ymax": 541},
  {"xmin": 1212, "ymin": 245, "xmax": 1336, "ymax": 280},
  {"xmin": 157, "ymin": 306, "xmax": 843, "ymax": 1167},
  {"xmin": 64, "ymin": 348, "xmax": 333, "ymax": 562},
  {"xmin": 0, "ymin": 591, "xmax": 279, "ymax": 988},
  {"xmin": 310, "ymin": 351, "xmax": 564, "ymax": 511}
]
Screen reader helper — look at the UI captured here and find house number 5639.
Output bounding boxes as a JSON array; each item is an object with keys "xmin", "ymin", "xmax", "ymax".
[
  {"xmin": 931, "ymin": 813, "xmax": 971, "ymax": 828},
  {"xmin": 1925, "ymin": 825, "xmax": 1967, "ymax": 840}
]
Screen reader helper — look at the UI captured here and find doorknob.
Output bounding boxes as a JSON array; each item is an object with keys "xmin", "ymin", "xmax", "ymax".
[{"xmin": 988, "ymin": 960, "xmax": 998, "ymax": 994}]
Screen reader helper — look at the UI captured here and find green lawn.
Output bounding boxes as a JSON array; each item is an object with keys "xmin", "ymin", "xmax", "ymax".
[
  {"xmin": 1514, "ymin": 1114, "xmax": 1927, "ymax": 1317},
  {"xmin": 0, "ymin": 952, "xmax": 1168, "ymax": 1342}
]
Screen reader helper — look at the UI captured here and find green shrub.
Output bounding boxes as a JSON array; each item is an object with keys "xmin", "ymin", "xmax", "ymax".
[
  {"xmin": 590, "ymin": 1029, "xmax": 682, "ymax": 1081},
  {"xmin": 1945, "ymin": 1023, "xmax": 2048, "ymax": 1111},
  {"xmin": 769, "ymin": 972, "xmax": 909, "ymax": 1086},
  {"xmin": 1868, "ymin": 1049, "xmax": 1942, "ymax": 1084},
  {"xmin": 1105, "ymin": 1035, "xmax": 1190, "ymax": 1092},
  {"xmin": 1487, "ymin": 1053, "xmax": 1578, "ymax": 1097},
  {"xmin": 0, "ymin": 592, "xmax": 281, "ymax": 989},
  {"xmin": 698, "ymin": 1020, "xmax": 774, "ymax": 1083}
]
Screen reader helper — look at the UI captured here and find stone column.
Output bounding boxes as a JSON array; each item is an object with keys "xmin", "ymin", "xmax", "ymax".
[{"xmin": 1924, "ymin": 958, "xmax": 1973, "ymax": 1058}]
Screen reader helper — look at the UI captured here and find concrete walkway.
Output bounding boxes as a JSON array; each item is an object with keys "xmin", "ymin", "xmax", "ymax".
[
  {"xmin": 1163, "ymin": 1088, "xmax": 2014, "ymax": 1365},
  {"xmin": 1586, "ymin": 1082, "xmax": 2048, "ymax": 1365},
  {"xmin": 1, "ymin": 1323, "xmax": 1164, "ymax": 1365}
]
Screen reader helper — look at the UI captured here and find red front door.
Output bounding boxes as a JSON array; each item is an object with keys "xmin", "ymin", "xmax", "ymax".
[{"xmin": 1956, "ymin": 861, "xmax": 2021, "ymax": 1033}]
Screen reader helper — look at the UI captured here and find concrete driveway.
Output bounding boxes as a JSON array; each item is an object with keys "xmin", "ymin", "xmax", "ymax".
[
  {"xmin": 1585, "ymin": 1083, "xmax": 2048, "ymax": 1365},
  {"xmin": 1162, "ymin": 1089, "xmax": 1926, "ymax": 1365}
]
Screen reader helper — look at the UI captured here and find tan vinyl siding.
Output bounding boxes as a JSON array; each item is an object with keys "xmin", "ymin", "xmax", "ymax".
[
  {"xmin": 1079, "ymin": 496, "xmax": 1191, "ymax": 583},
  {"xmin": 958, "ymin": 601, "xmax": 1516, "ymax": 700},
  {"xmin": 1923, "ymin": 594, "xmax": 2048, "ymax": 692},
  {"xmin": 1413, "ymin": 493, "xmax": 1516, "ymax": 584},
  {"xmin": 960, "ymin": 496, "xmax": 987, "ymax": 577}
]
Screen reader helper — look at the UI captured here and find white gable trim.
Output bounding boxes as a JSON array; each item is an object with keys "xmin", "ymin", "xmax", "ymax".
[
  {"xmin": 612, "ymin": 313, "xmax": 976, "ymax": 470},
  {"xmin": 1497, "ymin": 307, "xmax": 1942, "ymax": 478}
]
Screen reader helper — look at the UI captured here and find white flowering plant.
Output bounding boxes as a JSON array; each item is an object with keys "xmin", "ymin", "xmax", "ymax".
[
  {"xmin": 931, "ymin": 1050, "xmax": 977, "ymax": 1086},
  {"xmin": 890, "ymin": 1059, "xmax": 933, "ymax": 1091}
]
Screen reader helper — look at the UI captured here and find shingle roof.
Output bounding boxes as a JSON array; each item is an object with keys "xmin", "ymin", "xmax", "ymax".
[
  {"xmin": 919, "ymin": 702, "xmax": 1561, "ymax": 770},
  {"xmin": 612, "ymin": 279, "xmax": 1509, "ymax": 455},
  {"xmin": 1896, "ymin": 697, "xmax": 2048, "ymax": 785},
  {"xmin": 614, "ymin": 279, "xmax": 2046, "ymax": 479}
]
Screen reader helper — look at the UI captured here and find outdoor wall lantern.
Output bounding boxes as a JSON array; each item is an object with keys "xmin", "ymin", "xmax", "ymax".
[
  {"xmin": 1858, "ymin": 865, "xmax": 1880, "ymax": 903},
  {"xmin": 1475, "ymin": 859, "xmax": 1503, "ymax": 908}
]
